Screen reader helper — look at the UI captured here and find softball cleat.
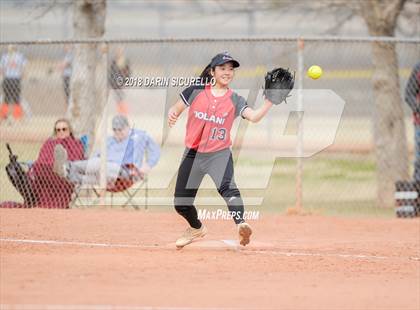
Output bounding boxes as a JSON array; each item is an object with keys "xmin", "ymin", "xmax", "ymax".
[
  {"xmin": 238, "ymin": 222, "xmax": 252, "ymax": 246},
  {"xmin": 176, "ymin": 225, "xmax": 207, "ymax": 248}
]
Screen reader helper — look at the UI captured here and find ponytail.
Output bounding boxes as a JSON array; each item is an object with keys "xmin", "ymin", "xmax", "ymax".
[{"xmin": 199, "ymin": 63, "xmax": 213, "ymax": 85}]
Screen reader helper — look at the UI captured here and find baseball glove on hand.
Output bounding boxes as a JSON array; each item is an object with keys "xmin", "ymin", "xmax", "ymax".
[{"xmin": 263, "ymin": 67, "xmax": 295, "ymax": 105}]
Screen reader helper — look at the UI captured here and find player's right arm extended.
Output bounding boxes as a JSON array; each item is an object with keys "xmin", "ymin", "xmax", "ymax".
[
  {"xmin": 242, "ymin": 98, "xmax": 273, "ymax": 123},
  {"xmin": 167, "ymin": 99, "xmax": 187, "ymax": 128}
]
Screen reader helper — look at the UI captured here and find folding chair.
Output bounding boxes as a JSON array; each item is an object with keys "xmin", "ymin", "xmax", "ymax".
[{"xmin": 71, "ymin": 163, "xmax": 148, "ymax": 210}]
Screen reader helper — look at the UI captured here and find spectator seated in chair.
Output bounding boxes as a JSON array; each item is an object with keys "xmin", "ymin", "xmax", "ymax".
[
  {"xmin": 52, "ymin": 115, "xmax": 160, "ymax": 190},
  {"xmin": 1, "ymin": 118, "xmax": 85, "ymax": 209}
]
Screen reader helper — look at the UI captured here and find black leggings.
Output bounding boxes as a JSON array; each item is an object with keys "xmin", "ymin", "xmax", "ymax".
[
  {"xmin": 2, "ymin": 78, "xmax": 21, "ymax": 104},
  {"xmin": 174, "ymin": 148, "xmax": 245, "ymax": 228}
]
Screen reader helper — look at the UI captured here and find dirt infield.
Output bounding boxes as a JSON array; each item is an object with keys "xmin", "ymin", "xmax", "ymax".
[{"xmin": 0, "ymin": 209, "xmax": 419, "ymax": 310}]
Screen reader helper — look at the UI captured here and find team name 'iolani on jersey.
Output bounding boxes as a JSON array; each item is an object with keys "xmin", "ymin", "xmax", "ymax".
[{"xmin": 180, "ymin": 84, "xmax": 248, "ymax": 153}]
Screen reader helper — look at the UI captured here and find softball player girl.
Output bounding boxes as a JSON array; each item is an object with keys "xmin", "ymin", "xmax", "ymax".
[{"xmin": 168, "ymin": 52, "xmax": 274, "ymax": 248}]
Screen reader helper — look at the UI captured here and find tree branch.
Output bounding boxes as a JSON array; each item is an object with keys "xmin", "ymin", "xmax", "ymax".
[
  {"xmin": 29, "ymin": 0, "xmax": 58, "ymax": 21},
  {"xmin": 383, "ymin": 0, "xmax": 407, "ymax": 27},
  {"xmin": 324, "ymin": 10, "xmax": 356, "ymax": 35}
]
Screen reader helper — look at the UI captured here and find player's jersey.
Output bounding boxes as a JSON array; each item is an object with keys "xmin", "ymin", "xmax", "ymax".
[{"xmin": 180, "ymin": 84, "xmax": 248, "ymax": 153}]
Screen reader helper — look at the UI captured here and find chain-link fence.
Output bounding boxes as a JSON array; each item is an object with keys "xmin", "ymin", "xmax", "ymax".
[{"xmin": 0, "ymin": 37, "xmax": 419, "ymax": 215}]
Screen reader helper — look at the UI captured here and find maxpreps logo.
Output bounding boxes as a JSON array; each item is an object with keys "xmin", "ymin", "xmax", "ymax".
[
  {"xmin": 194, "ymin": 111, "xmax": 226, "ymax": 125},
  {"xmin": 197, "ymin": 209, "xmax": 260, "ymax": 221}
]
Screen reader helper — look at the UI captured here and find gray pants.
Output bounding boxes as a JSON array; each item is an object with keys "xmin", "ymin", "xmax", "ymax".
[
  {"xmin": 68, "ymin": 158, "xmax": 129, "ymax": 185},
  {"xmin": 174, "ymin": 148, "xmax": 245, "ymax": 227}
]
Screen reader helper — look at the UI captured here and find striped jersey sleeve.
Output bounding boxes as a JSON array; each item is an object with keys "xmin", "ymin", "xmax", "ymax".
[
  {"xmin": 180, "ymin": 85, "xmax": 205, "ymax": 106},
  {"xmin": 231, "ymin": 92, "xmax": 248, "ymax": 119}
]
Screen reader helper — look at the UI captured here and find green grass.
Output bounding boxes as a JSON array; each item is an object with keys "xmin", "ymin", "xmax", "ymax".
[
  {"xmin": 260, "ymin": 153, "xmax": 386, "ymax": 217},
  {"xmin": 179, "ymin": 152, "xmax": 384, "ymax": 218}
]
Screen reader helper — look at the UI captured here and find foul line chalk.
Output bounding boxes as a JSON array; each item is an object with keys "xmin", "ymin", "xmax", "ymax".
[
  {"xmin": 0, "ymin": 305, "xmax": 244, "ymax": 310},
  {"xmin": 1, "ymin": 238, "xmax": 419, "ymax": 262}
]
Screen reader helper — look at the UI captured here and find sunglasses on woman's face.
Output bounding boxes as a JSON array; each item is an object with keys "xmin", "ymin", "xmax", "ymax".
[{"xmin": 55, "ymin": 127, "xmax": 69, "ymax": 133}]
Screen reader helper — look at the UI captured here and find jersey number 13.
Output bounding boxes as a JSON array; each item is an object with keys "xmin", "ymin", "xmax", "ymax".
[{"xmin": 210, "ymin": 128, "xmax": 227, "ymax": 141}]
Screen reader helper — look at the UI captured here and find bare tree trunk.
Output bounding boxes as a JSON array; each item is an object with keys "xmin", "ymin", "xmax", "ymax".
[
  {"xmin": 69, "ymin": 0, "xmax": 106, "ymax": 153},
  {"xmin": 360, "ymin": 0, "xmax": 408, "ymax": 208},
  {"xmin": 371, "ymin": 40, "xmax": 409, "ymax": 207}
]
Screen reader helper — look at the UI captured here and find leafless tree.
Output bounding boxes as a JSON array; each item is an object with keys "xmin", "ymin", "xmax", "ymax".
[
  {"xmin": 69, "ymin": 0, "xmax": 107, "ymax": 153},
  {"xmin": 253, "ymin": 0, "xmax": 414, "ymax": 208},
  {"xmin": 289, "ymin": 0, "xmax": 412, "ymax": 208},
  {"xmin": 212, "ymin": 0, "xmax": 415, "ymax": 208},
  {"xmin": 301, "ymin": 0, "xmax": 413, "ymax": 208},
  {"xmin": 355, "ymin": 0, "xmax": 410, "ymax": 208}
]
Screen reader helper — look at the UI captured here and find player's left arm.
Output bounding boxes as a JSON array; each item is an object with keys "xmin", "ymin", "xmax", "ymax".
[{"xmin": 242, "ymin": 99, "xmax": 273, "ymax": 123}]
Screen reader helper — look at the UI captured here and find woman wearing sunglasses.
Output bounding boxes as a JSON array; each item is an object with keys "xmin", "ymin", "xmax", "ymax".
[
  {"xmin": 28, "ymin": 118, "xmax": 85, "ymax": 208},
  {"xmin": 53, "ymin": 119, "xmax": 72, "ymax": 139}
]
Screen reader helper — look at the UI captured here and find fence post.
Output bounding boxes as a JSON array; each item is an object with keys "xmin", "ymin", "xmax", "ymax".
[
  {"xmin": 296, "ymin": 38, "xmax": 304, "ymax": 210},
  {"xmin": 99, "ymin": 43, "xmax": 108, "ymax": 206}
]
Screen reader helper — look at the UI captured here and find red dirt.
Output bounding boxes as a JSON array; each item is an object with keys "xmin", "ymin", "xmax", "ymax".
[{"xmin": 0, "ymin": 209, "xmax": 419, "ymax": 310}]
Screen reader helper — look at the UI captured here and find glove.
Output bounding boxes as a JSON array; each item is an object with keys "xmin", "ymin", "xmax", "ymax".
[{"xmin": 263, "ymin": 67, "xmax": 295, "ymax": 105}]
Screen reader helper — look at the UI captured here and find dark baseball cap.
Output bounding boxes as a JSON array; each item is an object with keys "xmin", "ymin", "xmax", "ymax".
[{"xmin": 210, "ymin": 52, "xmax": 240, "ymax": 68}]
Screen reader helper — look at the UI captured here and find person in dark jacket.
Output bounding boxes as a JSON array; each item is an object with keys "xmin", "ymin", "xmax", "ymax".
[{"xmin": 405, "ymin": 62, "xmax": 420, "ymax": 181}]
